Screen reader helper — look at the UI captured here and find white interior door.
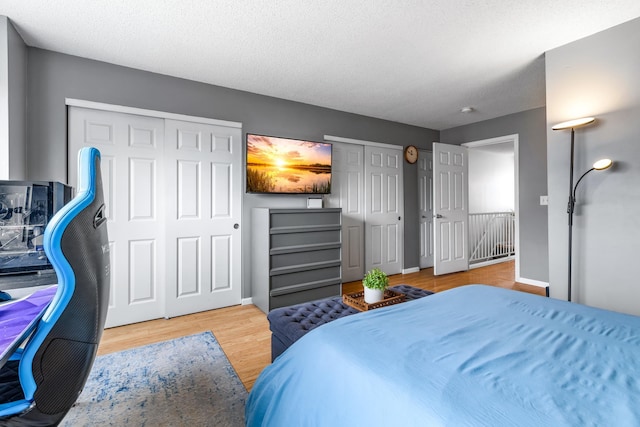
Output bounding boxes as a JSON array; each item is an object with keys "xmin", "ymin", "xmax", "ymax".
[
  {"xmin": 68, "ymin": 107, "xmax": 166, "ymax": 327},
  {"xmin": 418, "ymin": 150, "xmax": 434, "ymax": 268},
  {"xmin": 433, "ymin": 142, "xmax": 469, "ymax": 275},
  {"xmin": 164, "ymin": 119, "xmax": 242, "ymax": 317},
  {"xmin": 364, "ymin": 145, "xmax": 403, "ymax": 275},
  {"xmin": 326, "ymin": 142, "xmax": 364, "ymax": 282}
]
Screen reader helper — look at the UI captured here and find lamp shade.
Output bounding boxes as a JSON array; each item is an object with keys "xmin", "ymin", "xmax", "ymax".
[
  {"xmin": 593, "ymin": 158, "xmax": 613, "ymax": 170},
  {"xmin": 552, "ymin": 117, "xmax": 595, "ymax": 130}
]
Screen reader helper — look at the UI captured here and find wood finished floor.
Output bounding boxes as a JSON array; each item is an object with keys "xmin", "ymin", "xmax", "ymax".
[{"xmin": 98, "ymin": 260, "xmax": 545, "ymax": 391}]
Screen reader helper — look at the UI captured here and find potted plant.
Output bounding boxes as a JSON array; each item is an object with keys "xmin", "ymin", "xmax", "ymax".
[{"xmin": 362, "ymin": 268, "xmax": 389, "ymax": 303}]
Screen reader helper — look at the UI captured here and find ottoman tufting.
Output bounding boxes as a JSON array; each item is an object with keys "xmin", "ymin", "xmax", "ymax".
[{"xmin": 267, "ymin": 284, "xmax": 433, "ymax": 361}]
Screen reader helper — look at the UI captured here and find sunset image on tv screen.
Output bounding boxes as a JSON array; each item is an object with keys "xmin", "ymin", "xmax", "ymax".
[{"xmin": 246, "ymin": 134, "xmax": 332, "ymax": 194}]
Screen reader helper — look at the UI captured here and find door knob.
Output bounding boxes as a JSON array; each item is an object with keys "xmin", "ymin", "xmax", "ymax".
[
  {"xmin": 434, "ymin": 214, "xmax": 443, "ymax": 219},
  {"xmin": 233, "ymin": 223, "xmax": 239, "ymax": 229}
]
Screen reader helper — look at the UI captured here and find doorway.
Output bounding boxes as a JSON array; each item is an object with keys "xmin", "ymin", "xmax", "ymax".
[
  {"xmin": 423, "ymin": 135, "xmax": 519, "ymax": 277},
  {"xmin": 462, "ymin": 135, "xmax": 519, "ymax": 276}
]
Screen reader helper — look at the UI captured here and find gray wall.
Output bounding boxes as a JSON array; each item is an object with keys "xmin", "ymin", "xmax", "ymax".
[
  {"xmin": 467, "ymin": 149, "xmax": 514, "ymax": 212},
  {"xmin": 25, "ymin": 48, "xmax": 438, "ymax": 298},
  {"xmin": 440, "ymin": 107, "xmax": 549, "ymax": 283},
  {"xmin": 0, "ymin": 17, "xmax": 27, "ymax": 179},
  {"xmin": 0, "ymin": 17, "xmax": 8, "ymax": 178},
  {"xmin": 0, "ymin": 17, "xmax": 7, "ymax": 177},
  {"xmin": 546, "ymin": 18, "xmax": 640, "ymax": 315},
  {"xmin": 7, "ymin": 17, "xmax": 27, "ymax": 179}
]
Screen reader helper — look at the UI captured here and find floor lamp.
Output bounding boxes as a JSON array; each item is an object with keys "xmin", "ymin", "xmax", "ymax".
[{"xmin": 552, "ymin": 117, "xmax": 613, "ymax": 301}]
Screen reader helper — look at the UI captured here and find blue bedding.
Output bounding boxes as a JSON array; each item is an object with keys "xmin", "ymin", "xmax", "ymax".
[{"xmin": 246, "ymin": 285, "xmax": 640, "ymax": 426}]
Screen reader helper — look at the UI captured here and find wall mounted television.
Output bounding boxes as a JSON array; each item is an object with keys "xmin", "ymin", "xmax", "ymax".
[{"xmin": 246, "ymin": 134, "xmax": 332, "ymax": 194}]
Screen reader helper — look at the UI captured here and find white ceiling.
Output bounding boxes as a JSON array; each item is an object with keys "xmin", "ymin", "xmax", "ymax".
[{"xmin": 2, "ymin": 1, "xmax": 640, "ymax": 130}]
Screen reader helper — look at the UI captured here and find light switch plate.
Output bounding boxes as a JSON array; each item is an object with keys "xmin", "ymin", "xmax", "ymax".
[{"xmin": 540, "ymin": 195, "xmax": 549, "ymax": 206}]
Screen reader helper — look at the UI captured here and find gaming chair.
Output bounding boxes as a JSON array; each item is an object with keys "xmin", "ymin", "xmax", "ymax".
[{"xmin": 0, "ymin": 147, "xmax": 110, "ymax": 426}]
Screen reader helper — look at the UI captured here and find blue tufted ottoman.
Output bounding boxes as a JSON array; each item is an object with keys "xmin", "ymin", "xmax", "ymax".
[{"xmin": 267, "ymin": 284, "xmax": 433, "ymax": 361}]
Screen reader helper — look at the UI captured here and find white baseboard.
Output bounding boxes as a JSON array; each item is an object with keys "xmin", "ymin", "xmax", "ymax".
[
  {"xmin": 402, "ymin": 267, "xmax": 420, "ymax": 274},
  {"xmin": 516, "ymin": 276, "xmax": 549, "ymax": 289},
  {"xmin": 241, "ymin": 297, "xmax": 253, "ymax": 305}
]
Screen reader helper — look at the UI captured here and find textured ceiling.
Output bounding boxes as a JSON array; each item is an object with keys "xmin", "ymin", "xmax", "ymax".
[{"xmin": 2, "ymin": 1, "xmax": 640, "ymax": 130}]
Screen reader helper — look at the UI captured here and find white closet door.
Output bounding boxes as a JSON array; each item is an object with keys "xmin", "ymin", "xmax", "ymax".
[
  {"xmin": 418, "ymin": 150, "xmax": 434, "ymax": 268},
  {"xmin": 68, "ymin": 107, "xmax": 166, "ymax": 328},
  {"xmin": 69, "ymin": 107, "xmax": 243, "ymax": 327},
  {"xmin": 364, "ymin": 145, "xmax": 404, "ymax": 275},
  {"xmin": 164, "ymin": 119, "xmax": 242, "ymax": 317},
  {"xmin": 326, "ymin": 142, "xmax": 364, "ymax": 282}
]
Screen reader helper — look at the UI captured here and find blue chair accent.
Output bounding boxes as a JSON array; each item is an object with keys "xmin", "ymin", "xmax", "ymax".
[{"xmin": 0, "ymin": 147, "xmax": 110, "ymax": 425}]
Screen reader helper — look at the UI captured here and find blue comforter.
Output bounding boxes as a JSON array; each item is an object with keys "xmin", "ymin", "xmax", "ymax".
[{"xmin": 246, "ymin": 285, "xmax": 640, "ymax": 426}]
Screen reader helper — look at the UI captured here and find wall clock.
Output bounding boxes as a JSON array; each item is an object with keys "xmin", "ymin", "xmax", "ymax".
[{"xmin": 404, "ymin": 145, "xmax": 418, "ymax": 164}]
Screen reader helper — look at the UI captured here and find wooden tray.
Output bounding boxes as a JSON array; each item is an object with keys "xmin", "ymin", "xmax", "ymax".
[{"xmin": 342, "ymin": 289, "xmax": 405, "ymax": 311}]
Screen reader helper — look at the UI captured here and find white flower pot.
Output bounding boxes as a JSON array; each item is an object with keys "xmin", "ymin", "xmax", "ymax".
[{"xmin": 364, "ymin": 287, "xmax": 384, "ymax": 304}]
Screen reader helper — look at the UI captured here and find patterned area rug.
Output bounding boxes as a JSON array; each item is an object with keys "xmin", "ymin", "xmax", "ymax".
[{"xmin": 61, "ymin": 332, "xmax": 247, "ymax": 426}]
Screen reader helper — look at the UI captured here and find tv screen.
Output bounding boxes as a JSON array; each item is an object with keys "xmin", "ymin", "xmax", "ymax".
[{"xmin": 246, "ymin": 134, "xmax": 332, "ymax": 194}]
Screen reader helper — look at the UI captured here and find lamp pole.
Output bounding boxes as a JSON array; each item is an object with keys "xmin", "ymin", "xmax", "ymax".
[
  {"xmin": 554, "ymin": 117, "xmax": 613, "ymax": 303},
  {"xmin": 553, "ymin": 116, "xmax": 596, "ymax": 302},
  {"xmin": 567, "ymin": 128, "xmax": 576, "ymax": 302}
]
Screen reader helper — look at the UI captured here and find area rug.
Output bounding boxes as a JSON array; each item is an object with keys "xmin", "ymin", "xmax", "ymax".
[{"xmin": 61, "ymin": 332, "xmax": 247, "ymax": 426}]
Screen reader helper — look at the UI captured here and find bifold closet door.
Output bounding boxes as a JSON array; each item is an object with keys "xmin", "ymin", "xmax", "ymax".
[{"xmin": 68, "ymin": 107, "xmax": 166, "ymax": 328}]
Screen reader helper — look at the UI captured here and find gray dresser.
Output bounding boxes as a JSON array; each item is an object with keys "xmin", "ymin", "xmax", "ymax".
[{"xmin": 251, "ymin": 208, "xmax": 342, "ymax": 313}]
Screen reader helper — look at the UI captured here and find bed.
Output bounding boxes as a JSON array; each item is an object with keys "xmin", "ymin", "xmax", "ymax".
[{"xmin": 246, "ymin": 285, "xmax": 640, "ymax": 426}]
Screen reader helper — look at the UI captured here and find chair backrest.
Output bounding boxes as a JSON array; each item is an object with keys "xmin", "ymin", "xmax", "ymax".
[{"xmin": 11, "ymin": 147, "xmax": 110, "ymax": 424}]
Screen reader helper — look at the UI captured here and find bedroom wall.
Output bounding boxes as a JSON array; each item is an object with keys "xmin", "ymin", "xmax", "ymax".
[
  {"xmin": 440, "ymin": 107, "xmax": 549, "ymax": 284},
  {"xmin": 24, "ymin": 47, "xmax": 439, "ymax": 298},
  {"xmin": 0, "ymin": 17, "xmax": 27, "ymax": 179},
  {"xmin": 0, "ymin": 17, "xmax": 9, "ymax": 178},
  {"xmin": 468, "ymin": 149, "xmax": 515, "ymax": 213},
  {"xmin": 545, "ymin": 17, "xmax": 640, "ymax": 315}
]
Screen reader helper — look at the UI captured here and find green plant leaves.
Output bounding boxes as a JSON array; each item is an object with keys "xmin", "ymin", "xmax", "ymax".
[{"xmin": 362, "ymin": 268, "xmax": 389, "ymax": 290}]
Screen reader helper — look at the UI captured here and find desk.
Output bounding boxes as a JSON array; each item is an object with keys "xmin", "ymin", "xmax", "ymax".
[
  {"xmin": 0, "ymin": 285, "xmax": 57, "ymax": 369},
  {"xmin": 0, "ymin": 270, "xmax": 57, "ymax": 291}
]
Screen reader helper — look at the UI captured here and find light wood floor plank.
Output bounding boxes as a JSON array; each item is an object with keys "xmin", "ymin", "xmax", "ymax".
[{"xmin": 98, "ymin": 260, "xmax": 546, "ymax": 391}]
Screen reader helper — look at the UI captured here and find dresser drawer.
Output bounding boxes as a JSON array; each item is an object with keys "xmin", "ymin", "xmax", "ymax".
[
  {"xmin": 269, "ymin": 283, "xmax": 341, "ymax": 310},
  {"xmin": 270, "ymin": 248, "xmax": 340, "ymax": 270},
  {"xmin": 270, "ymin": 266, "xmax": 341, "ymax": 291},
  {"xmin": 270, "ymin": 211, "xmax": 341, "ymax": 228},
  {"xmin": 270, "ymin": 229, "xmax": 341, "ymax": 250}
]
